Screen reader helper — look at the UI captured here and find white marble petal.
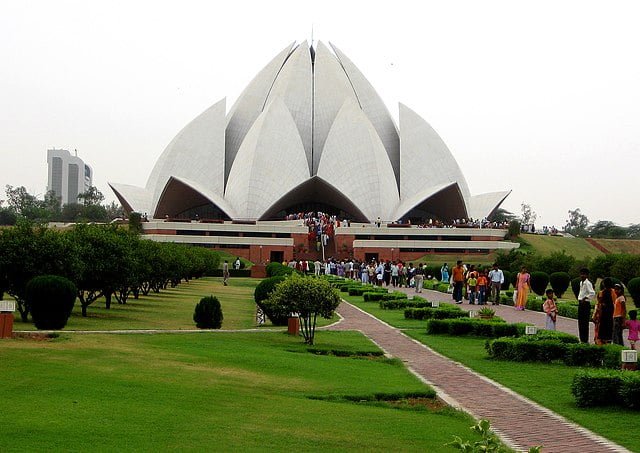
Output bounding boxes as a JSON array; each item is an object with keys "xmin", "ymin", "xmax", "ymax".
[
  {"xmin": 312, "ymin": 41, "xmax": 359, "ymax": 174},
  {"xmin": 330, "ymin": 42, "xmax": 400, "ymax": 186},
  {"xmin": 154, "ymin": 176, "xmax": 236, "ymax": 220},
  {"xmin": 467, "ymin": 191, "xmax": 511, "ymax": 220},
  {"xmin": 399, "ymin": 103, "xmax": 471, "ymax": 203},
  {"xmin": 224, "ymin": 97, "xmax": 310, "ymax": 219},
  {"xmin": 146, "ymin": 98, "xmax": 226, "ymax": 213},
  {"xmin": 264, "ymin": 41, "xmax": 313, "ymax": 172},
  {"xmin": 108, "ymin": 182, "xmax": 152, "ymax": 215},
  {"xmin": 393, "ymin": 182, "xmax": 467, "ymax": 220},
  {"xmin": 316, "ymin": 98, "xmax": 399, "ymax": 221},
  {"xmin": 225, "ymin": 42, "xmax": 296, "ymax": 183}
]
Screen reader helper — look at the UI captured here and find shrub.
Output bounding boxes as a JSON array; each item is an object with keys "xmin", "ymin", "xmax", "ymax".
[
  {"xmin": 363, "ymin": 292, "xmax": 384, "ymax": 302},
  {"xmin": 266, "ymin": 262, "xmax": 294, "ymax": 277},
  {"xmin": 627, "ymin": 277, "xmax": 640, "ymax": 304},
  {"xmin": 348, "ymin": 287, "xmax": 367, "ymax": 296},
  {"xmin": 570, "ymin": 277, "xmax": 581, "ymax": 299},
  {"xmin": 193, "ymin": 295, "xmax": 223, "ymax": 329},
  {"xmin": 379, "ymin": 299, "xmax": 433, "ymax": 310},
  {"xmin": 571, "ymin": 370, "xmax": 623, "ymax": 407},
  {"xmin": 564, "ymin": 343, "xmax": 606, "ymax": 367},
  {"xmin": 529, "ymin": 271, "xmax": 549, "ymax": 296},
  {"xmin": 501, "ymin": 271, "xmax": 512, "ymax": 290},
  {"xmin": 556, "ymin": 302, "xmax": 578, "ymax": 319},
  {"xmin": 620, "ymin": 372, "xmax": 640, "ymax": 409},
  {"xmin": 26, "ymin": 275, "xmax": 77, "ymax": 330},
  {"xmin": 549, "ymin": 272, "xmax": 571, "ymax": 298},
  {"xmin": 525, "ymin": 297, "xmax": 544, "ymax": 312},
  {"xmin": 426, "ymin": 319, "xmax": 524, "ymax": 337},
  {"xmin": 254, "ymin": 276, "xmax": 288, "ymax": 325},
  {"xmin": 405, "ymin": 307, "xmax": 466, "ymax": 320}
]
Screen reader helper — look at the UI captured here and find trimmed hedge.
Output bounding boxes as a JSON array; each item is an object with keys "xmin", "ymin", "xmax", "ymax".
[
  {"xmin": 549, "ymin": 272, "xmax": 571, "ymax": 298},
  {"xmin": 571, "ymin": 369, "xmax": 640, "ymax": 409},
  {"xmin": 530, "ymin": 271, "xmax": 549, "ymax": 296},
  {"xmin": 628, "ymin": 277, "xmax": 640, "ymax": 304},
  {"xmin": 26, "ymin": 275, "xmax": 77, "ymax": 330},
  {"xmin": 363, "ymin": 291, "xmax": 407, "ymax": 302},
  {"xmin": 486, "ymin": 336, "xmax": 623, "ymax": 368},
  {"xmin": 380, "ymin": 299, "xmax": 434, "ymax": 310},
  {"xmin": 404, "ymin": 306, "xmax": 467, "ymax": 320},
  {"xmin": 426, "ymin": 318, "xmax": 526, "ymax": 337}
]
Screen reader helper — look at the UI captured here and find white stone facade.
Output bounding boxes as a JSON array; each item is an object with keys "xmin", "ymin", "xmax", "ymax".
[{"xmin": 110, "ymin": 41, "xmax": 509, "ymax": 222}]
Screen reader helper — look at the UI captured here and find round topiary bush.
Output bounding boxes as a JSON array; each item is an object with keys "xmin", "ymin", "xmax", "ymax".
[
  {"xmin": 26, "ymin": 275, "xmax": 77, "ymax": 330},
  {"xmin": 500, "ymin": 271, "xmax": 512, "ymax": 290},
  {"xmin": 193, "ymin": 295, "xmax": 223, "ymax": 329},
  {"xmin": 627, "ymin": 277, "xmax": 640, "ymax": 304},
  {"xmin": 530, "ymin": 271, "xmax": 550, "ymax": 296},
  {"xmin": 549, "ymin": 272, "xmax": 571, "ymax": 298},
  {"xmin": 254, "ymin": 276, "xmax": 288, "ymax": 325},
  {"xmin": 571, "ymin": 277, "xmax": 582, "ymax": 299}
]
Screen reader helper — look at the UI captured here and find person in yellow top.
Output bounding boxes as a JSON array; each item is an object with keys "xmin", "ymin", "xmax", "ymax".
[{"xmin": 612, "ymin": 283, "xmax": 627, "ymax": 346}]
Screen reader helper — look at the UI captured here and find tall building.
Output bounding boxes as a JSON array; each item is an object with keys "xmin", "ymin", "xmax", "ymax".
[{"xmin": 47, "ymin": 148, "xmax": 93, "ymax": 205}]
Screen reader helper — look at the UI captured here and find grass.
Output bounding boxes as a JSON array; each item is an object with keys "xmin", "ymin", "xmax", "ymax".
[
  {"xmin": 216, "ymin": 250, "xmax": 254, "ymax": 268},
  {"xmin": 592, "ymin": 238, "xmax": 640, "ymax": 255},
  {"xmin": 0, "ymin": 331, "xmax": 480, "ymax": 451},
  {"xmin": 342, "ymin": 289, "xmax": 640, "ymax": 451},
  {"xmin": 12, "ymin": 277, "xmax": 260, "ymax": 331},
  {"xmin": 519, "ymin": 233, "xmax": 604, "ymax": 260},
  {"xmin": 408, "ymin": 333, "xmax": 640, "ymax": 452}
]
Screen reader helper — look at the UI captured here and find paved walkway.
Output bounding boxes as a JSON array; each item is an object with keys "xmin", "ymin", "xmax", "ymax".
[{"xmin": 329, "ymin": 287, "xmax": 630, "ymax": 453}]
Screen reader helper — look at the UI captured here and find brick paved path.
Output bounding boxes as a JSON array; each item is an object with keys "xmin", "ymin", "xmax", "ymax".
[{"xmin": 329, "ymin": 288, "xmax": 630, "ymax": 453}]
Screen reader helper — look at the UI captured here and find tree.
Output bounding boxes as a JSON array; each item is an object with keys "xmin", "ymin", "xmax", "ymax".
[
  {"xmin": 77, "ymin": 186, "xmax": 105, "ymax": 206},
  {"xmin": 489, "ymin": 208, "xmax": 516, "ymax": 223},
  {"xmin": 589, "ymin": 221, "xmax": 626, "ymax": 238},
  {"xmin": 26, "ymin": 275, "xmax": 77, "ymax": 330},
  {"xmin": 105, "ymin": 201, "xmax": 125, "ymax": 220},
  {"xmin": 193, "ymin": 295, "xmax": 223, "ymax": 329},
  {"xmin": 266, "ymin": 274, "xmax": 341, "ymax": 345},
  {"xmin": 565, "ymin": 208, "xmax": 589, "ymax": 236},
  {"xmin": 627, "ymin": 224, "xmax": 640, "ymax": 239},
  {"xmin": 520, "ymin": 203, "xmax": 537, "ymax": 227},
  {"xmin": 0, "ymin": 208, "xmax": 17, "ymax": 226}
]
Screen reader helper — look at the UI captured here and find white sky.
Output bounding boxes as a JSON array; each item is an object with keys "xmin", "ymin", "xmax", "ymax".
[{"xmin": 1, "ymin": 0, "xmax": 638, "ymax": 227}]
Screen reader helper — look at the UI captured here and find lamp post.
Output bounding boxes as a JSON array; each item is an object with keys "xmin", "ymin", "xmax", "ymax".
[
  {"xmin": 391, "ymin": 248, "xmax": 394, "ymax": 261},
  {"xmin": 259, "ymin": 245, "xmax": 263, "ymax": 264}
]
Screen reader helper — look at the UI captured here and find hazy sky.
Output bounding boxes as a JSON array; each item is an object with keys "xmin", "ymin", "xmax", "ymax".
[{"xmin": 1, "ymin": 0, "xmax": 638, "ymax": 227}]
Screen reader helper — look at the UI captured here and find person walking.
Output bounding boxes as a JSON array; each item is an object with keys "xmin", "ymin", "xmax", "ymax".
[
  {"xmin": 577, "ymin": 268, "xmax": 596, "ymax": 343},
  {"xmin": 477, "ymin": 271, "xmax": 488, "ymax": 305},
  {"xmin": 222, "ymin": 260, "xmax": 230, "ymax": 286},
  {"xmin": 414, "ymin": 264, "xmax": 425, "ymax": 293},
  {"xmin": 452, "ymin": 260, "xmax": 465, "ymax": 304},
  {"xmin": 488, "ymin": 263, "xmax": 504, "ymax": 305},
  {"xmin": 625, "ymin": 310, "xmax": 640, "ymax": 350}
]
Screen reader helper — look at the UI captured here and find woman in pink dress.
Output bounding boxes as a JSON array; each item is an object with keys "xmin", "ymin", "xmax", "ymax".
[{"xmin": 515, "ymin": 266, "xmax": 530, "ymax": 310}]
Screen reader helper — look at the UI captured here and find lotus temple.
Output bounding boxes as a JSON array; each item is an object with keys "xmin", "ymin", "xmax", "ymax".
[{"xmin": 110, "ymin": 41, "xmax": 517, "ymax": 264}]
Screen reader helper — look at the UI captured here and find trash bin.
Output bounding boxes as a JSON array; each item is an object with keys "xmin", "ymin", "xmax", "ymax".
[
  {"xmin": 0, "ymin": 301, "xmax": 15, "ymax": 339},
  {"xmin": 287, "ymin": 316, "xmax": 299, "ymax": 336}
]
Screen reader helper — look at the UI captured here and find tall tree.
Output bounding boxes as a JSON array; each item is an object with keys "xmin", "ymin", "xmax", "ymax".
[
  {"xmin": 565, "ymin": 208, "xmax": 589, "ymax": 236},
  {"xmin": 520, "ymin": 203, "xmax": 537, "ymax": 226},
  {"xmin": 77, "ymin": 186, "xmax": 105, "ymax": 206}
]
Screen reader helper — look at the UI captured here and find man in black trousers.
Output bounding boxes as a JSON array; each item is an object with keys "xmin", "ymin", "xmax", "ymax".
[{"xmin": 577, "ymin": 268, "xmax": 596, "ymax": 343}]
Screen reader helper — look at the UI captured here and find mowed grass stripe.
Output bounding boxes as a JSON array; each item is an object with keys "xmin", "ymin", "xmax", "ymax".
[{"xmin": 0, "ymin": 332, "xmax": 479, "ymax": 451}]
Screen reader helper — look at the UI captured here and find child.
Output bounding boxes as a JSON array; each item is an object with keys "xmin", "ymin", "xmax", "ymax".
[
  {"xmin": 626, "ymin": 310, "xmax": 639, "ymax": 350},
  {"xmin": 476, "ymin": 271, "xmax": 488, "ymax": 305},
  {"xmin": 542, "ymin": 289, "xmax": 558, "ymax": 330},
  {"xmin": 467, "ymin": 272, "xmax": 478, "ymax": 305},
  {"xmin": 612, "ymin": 284, "xmax": 627, "ymax": 346}
]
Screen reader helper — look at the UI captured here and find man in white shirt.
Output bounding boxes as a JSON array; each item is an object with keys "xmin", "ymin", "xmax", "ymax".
[
  {"xmin": 488, "ymin": 263, "xmax": 504, "ymax": 305},
  {"xmin": 577, "ymin": 268, "xmax": 596, "ymax": 343},
  {"xmin": 313, "ymin": 260, "xmax": 322, "ymax": 276}
]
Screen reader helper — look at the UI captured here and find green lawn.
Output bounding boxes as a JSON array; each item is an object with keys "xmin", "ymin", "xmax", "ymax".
[
  {"xmin": 342, "ymin": 292, "xmax": 640, "ymax": 451},
  {"xmin": 0, "ymin": 331, "xmax": 480, "ymax": 451},
  {"xmin": 12, "ymin": 277, "xmax": 260, "ymax": 331},
  {"xmin": 520, "ymin": 233, "xmax": 603, "ymax": 260}
]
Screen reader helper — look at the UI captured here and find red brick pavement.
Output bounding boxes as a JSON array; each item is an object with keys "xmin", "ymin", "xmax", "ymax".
[{"xmin": 329, "ymin": 287, "xmax": 630, "ymax": 453}]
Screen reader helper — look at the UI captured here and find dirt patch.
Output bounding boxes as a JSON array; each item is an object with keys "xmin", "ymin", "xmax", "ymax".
[
  {"xmin": 387, "ymin": 396, "xmax": 447, "ymax": 411},
  {"xmin": 11, "ymin": 332, "xmax": 60, "ymax": 341}
]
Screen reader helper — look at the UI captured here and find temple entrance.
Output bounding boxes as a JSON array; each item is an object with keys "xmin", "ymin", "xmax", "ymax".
[
  {"xmin": 365, "ymin": 253, "xmax": 379, "ymax": 263},
  {"xmin": 270, "ymin": 250, "xmax": 284, "ymax": 264}
]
